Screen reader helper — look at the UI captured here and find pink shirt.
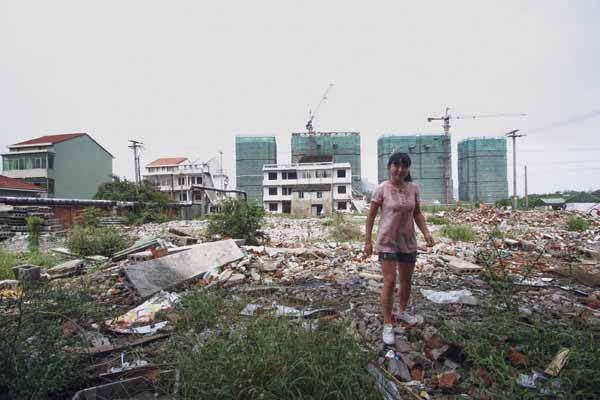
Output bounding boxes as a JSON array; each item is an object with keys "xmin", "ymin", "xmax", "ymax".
[{"xmin": 371, "ymin": 181, "xmax": 420, "ymax": 253}]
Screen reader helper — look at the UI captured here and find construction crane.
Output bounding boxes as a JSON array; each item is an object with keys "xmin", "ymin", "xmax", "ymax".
[
  {"xmin": 427, "ymin": 107, "xmax": 527, "ymax": 204},
  {"xmin": 306, "ymin": 83, "xmax": 334, "ymax": 134}
]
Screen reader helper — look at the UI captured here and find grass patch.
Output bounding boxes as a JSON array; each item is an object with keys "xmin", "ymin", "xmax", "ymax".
[
  {"xmin": 427, "ymin": 215, "xmax": 449, "ymax": 225},
  {"xmin": 567, "ymin": 216, "xmax": 590, "ymax": 232},
  {"xmin": 0, "ymin": 248, "xmax": 60, "ymax": 280},
  {"xmin": 166, "ymin": 290, "xmax": 378, "ymax": 399},
  {"xmin": 327, "ymin": 213, "xmax": 363, "ymax": 243},
  {"xmin": 439, "ymin": 224, "xmax": 476, "ymax": 242},
  {"xmin": 67, "ymin": 225, "xmax": 131, "ymax": 257},
  {"xmin": 440, "ymin": 309, "xmax": 600, "ymax": 399}
]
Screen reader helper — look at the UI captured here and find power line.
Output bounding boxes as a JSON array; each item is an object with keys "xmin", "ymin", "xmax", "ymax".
[{"xmin": 526, "ymin": 109, "xmax": 600, "ymax": 136}]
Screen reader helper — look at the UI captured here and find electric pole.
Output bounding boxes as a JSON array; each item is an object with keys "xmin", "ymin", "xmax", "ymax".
[
  {"xmin": 505, "ymin": 130, "xmax": 524, "ymax": 210},
  {"xmin": 524, "ymin": 165, "xmax": 528, "ymax": 209},
  {"xmin": 128, "ymin": 140, "xmax": 144, "ymax": 184},
  {"xmin": 219, "ymin": 150, "xmax": 224, "ymax": 190}
]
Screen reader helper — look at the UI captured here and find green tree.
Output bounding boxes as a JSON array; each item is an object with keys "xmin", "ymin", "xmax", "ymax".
[{"xmin": 207, "ymin": 199, "xmax": 265, "ymax": 244}]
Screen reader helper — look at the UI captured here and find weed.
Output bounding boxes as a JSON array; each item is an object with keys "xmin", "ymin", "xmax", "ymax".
[
  {"xmin": 0, "ymin": 248, "xmax": 19, "ymax": 280},
  {"xmin": 0, "ymin": 279, "xmax": 111, "ymax": 398},
  {"xmin": 489, "ymin": 225, "xmax": 505, "ymax": 239},
  {"xmin": 67, "ymin": 225, "xmax": 131, "ymax": 257},
  {"xmin": 178, "ymin": 291, "xmax": 224, "ymax": 332},
  {"xmin": 26, "ymin": 215, "xmax": 44, "ymax": 250},
  {"xmin": 327, "ymin": 213, "xmax": 363, "ymax": 243},
  {"xmin": 207, "ymin": 199, "xmax": 266, "ymax": 245},
  {"xmin": 81, "ymin": 207, "xmax": 103, "ymax": 227},
  {"xmin": 166, "ymin": 291, "xmax": 378, "ymax": 400},
  {"xmin": 567, "ymin": 216, "xmax": 590, "ymax": 232},
  {"xmin": 439, "ymin": 224, "xmax": 476, "ymax": 242},
  {"xmin": 440, "ymin": 311, "xmax": 600, "ymax": 399},
  {"xmin": 0, "ymin": 249, "xmax": 60, "ymax": 279},
  {"xmin": 427, "ymin": 215, "xmax": 449, "ymax": 225}
]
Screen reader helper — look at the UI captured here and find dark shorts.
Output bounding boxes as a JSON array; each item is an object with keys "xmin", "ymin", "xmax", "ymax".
[{"xmin": 378, "ymin": 252, "xmax": 417, "ymax": 264}]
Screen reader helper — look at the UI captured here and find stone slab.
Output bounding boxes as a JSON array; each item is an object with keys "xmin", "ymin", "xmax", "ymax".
[
  {"xmin": 124, "ymin": 239, "xmax": 243, "ymax": 299},
  {"xmin": 47, "ymin": 259, "xmax": 85, "ymax": 278}
]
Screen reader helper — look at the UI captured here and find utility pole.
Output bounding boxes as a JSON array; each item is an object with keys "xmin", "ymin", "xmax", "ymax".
[
  {"xmin": 128, "ymin": 140, "xmax": 144, "ymax": 185},
  {"xmin": 219, "ymin": 150, "xmax": 224, "ymax": 190},
  {"xmin": 506, "ymin": 130, "xmax": 524, "ymax": 210},
  {"xmin": 524, "ymin": 165, "xmax": 528, "ymax": 209}
]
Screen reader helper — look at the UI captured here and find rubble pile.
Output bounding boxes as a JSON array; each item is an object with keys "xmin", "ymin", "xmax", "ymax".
[{"xmin": 2, "ymin": 209, "xmax": 600, "ymax": 398}]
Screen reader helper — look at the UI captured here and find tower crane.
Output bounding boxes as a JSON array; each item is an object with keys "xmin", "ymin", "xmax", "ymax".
[
  {"xmin": 427, "ymin": 107, "xmax": 527, "ymax": 204},
  {"xmin": 306, "ymin": 83, "xmax": 334, "ymax": 134}
]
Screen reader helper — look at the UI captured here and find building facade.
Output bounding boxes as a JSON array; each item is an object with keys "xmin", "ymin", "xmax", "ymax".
[
  {"xmin": 377, "ymin": 134, "xmax": 452, "ymax": 204},
  {"xmin": 1, "ymin": 133, "xmax": 113, "ymax": 199},
  {"xmin": 458, "ymin": 137, "xmax": 508, "ymax": 204},
  {"xmin": 236, "ymin": 136, "xmax": 277, "ymax": 204},
  {"xmin": 291, "ymin": 132, "xmax": 362, "ymax": 192},
  {"xmin": 143, "ymin": 157, "xmax": 217, "ymax": 204},
  {"xmin": 262, "ymin": 162, "xmax": 352, "ymax": 216}
]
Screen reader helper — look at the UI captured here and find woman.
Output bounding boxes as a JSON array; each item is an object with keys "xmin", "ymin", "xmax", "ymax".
[{"xmin": 364, "ymin": 152, "xmax": 435, "ymax": 345}]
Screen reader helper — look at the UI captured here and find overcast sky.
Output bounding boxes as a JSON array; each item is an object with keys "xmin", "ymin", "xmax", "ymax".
[{"xmin": 1, "ymin": 1, "xmax": 598, "ymax": 196}]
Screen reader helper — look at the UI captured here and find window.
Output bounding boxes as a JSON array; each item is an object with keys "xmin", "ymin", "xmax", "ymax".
[
  {"xmin": 282, "ymin": 171, "xmax": 297, "ymax": 180},
  {"xmin": 338, "ymin": 201, "xmax": 347, "ymax": 210},
  {"xmin": 48, "ymin": 155, "xmax": 54, "ymax": 169},
  {"xmin": 337, "ymin": 185, "xmax": 347, "ymax": 194},
  {"xmin": 282, "ymin": 187, "xmax": 292, "ymax": 196},
  {"xmin": 298, "ymin": 191, "xmax": 304, "ymax": 199},
  {"xmin": 269, "ymin": 187, "xmax": 278, "ymax": 196},
  {"xmin": 178, "ymin": 177, "xmax": 186, "ymax": 186},
  {"xmin": 337, "ymin": 169, "xmax": 346, "ymax": 178},
  {"xmin": 316, "ymin": 191, "xmax": 322, "ymax": 199},
  {"xmin": 269, "ymin": 203, "xmax": 278, "ymax": 212},
  {"xmin": 181, "ymin": 192, "xmax": 188, "ymax": 201},
  {"xmin": 268, "ymin": 172, "xmax": 277, "ymax": 180}
]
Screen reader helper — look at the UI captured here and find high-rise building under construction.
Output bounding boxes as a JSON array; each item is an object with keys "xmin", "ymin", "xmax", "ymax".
[
  {"xmin": 235, "ymin": 136, "xmax": 277, "ymax": 203},
  {"xmin": 291, "ymin": 132, "xmax": 362, "ymax": 192},
  {"xmin": 377, "ymin": 135, "xmax": 451, "ymax": 203},
  {"xmin": 458, "ymin": 137, "xmax": 508, "ymax": 203}
]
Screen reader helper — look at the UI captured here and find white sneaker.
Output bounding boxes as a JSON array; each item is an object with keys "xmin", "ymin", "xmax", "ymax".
[
  {"xmin": 382, "ymin": 324, "xmax": 395, "ymax": 345},
  {"xmin": 398, "ymin": 312, "xmax": 423, "ymax": 326}
]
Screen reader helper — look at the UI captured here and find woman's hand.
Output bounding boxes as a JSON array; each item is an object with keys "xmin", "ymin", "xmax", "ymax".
[
  {"xmin": 363, "ymin": 242, "xmax": 373, "ymax": 256},
  {"xmin": 425, "ymin": 233, "xmax": 435, "ymax": 247}
]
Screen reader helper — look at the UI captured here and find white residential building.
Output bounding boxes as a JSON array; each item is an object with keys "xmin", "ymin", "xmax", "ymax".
[{"xmin": 262, "ymin": 162, "xmax": 353, "ymax": 216}]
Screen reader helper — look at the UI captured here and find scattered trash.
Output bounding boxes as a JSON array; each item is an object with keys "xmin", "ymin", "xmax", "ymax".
[
  {"xmin": 106, "ymin": 291, "xmax": 180, "ymax": 334},
  {"xmin": 420, "ymin": 289, "xmax": 479, "ymax": 305},
  {"xmin": 517, "ymin": 369, "xmax": 561, "ymax": 396},
  {"xmin": 544, "ymin": 348, "xmax": 570, "ymax": 376},
  {"xmin": 240, "ymin": 302, "xmax": 336, "ymax": 319}
]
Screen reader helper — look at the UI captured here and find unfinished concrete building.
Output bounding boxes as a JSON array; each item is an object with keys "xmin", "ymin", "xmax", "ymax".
[
  {"xmin": 262, "ymin": 162, "xmax": 353, "ymax": 216},
  {"xmin": 377, "ymin": 135, "xmax": 451, "ymax": 203},
  {"xmin": 235, "ymin": 136, "xmax": 277, "ymax": 203},
  {"xmin": 458, "ymin": 137, "xmax": 508, "ymax": 203},
  {"xmin": 291, "ymin": 132, "xmax": 362, "ymax": 192}
]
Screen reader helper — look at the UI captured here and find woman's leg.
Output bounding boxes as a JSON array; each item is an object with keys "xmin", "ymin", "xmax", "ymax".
[
  {"xmin": 381, "ymin": 259, "xmax": 397, "ymax": 324},
  {"xmin": 396, "ymin": 262, "xmax": 415, "ymax": 312}
]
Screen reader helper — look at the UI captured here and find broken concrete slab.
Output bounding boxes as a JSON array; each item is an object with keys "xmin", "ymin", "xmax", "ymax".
[
  {"xmin": 124, "ymin": 239, "xmax": 243, "ymax": 298},
  {"xmin": 47, "ymin": 259, "xmax": 85, "ymax": 279},
  {"xmin": 168, "ymin": 227, "xmax": 193, "ymax": 237},
  {"xmin": 265, "ymin": 247, "xmax": 308, "ymax": 257},
  {"xmin": 259, "ymin": 260, "xmax": 279, "ymax": 272}
]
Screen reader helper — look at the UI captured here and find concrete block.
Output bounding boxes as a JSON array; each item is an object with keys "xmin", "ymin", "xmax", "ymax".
[
  {"xmin": 124, "ymin": 239, "xmax": 244, "ymax": 299},
  {"xmin": 445, "ymin": 256, "xmax": 482, "ymax": 274}
]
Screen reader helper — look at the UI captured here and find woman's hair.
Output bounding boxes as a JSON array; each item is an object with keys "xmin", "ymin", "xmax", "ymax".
[{"xmin": 387, "ymin": 152, "xmax": 412, "ymax": 182}]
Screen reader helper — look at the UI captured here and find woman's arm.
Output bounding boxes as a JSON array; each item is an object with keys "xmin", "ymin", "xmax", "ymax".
[
  {"xmin": 414, "ymin": 202, "xmax": 435, "ymax": 246},
  {"xmin": 364, "ymin": 202, "xmax": 380, "ymax": 256}
]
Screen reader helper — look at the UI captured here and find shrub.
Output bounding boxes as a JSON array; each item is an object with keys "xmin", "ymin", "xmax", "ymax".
[
  {"xmin": 207, "ymin": 199, "xmax": 265, "ymax": 245},
  {"xmin": 0, "ymin": 249, "xmax": 19, "ymax": 280},
  {"xmin": 67, "ymin": 225, "xmax": 130, "ymax": 257},
  {"xmin": 26, "ymin": 215, "xmax": 44, "ymax": 250},
  {"xmin": 81, "ymin": 207, "xmax": 102, "ymax": 227},
  {"xmin": 440, "ymin": 224, "xmax": 476, "ymax": 242},
  {"xmin": 567, "ymin": 216, "xmax": 590, "ymax": 232}
]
